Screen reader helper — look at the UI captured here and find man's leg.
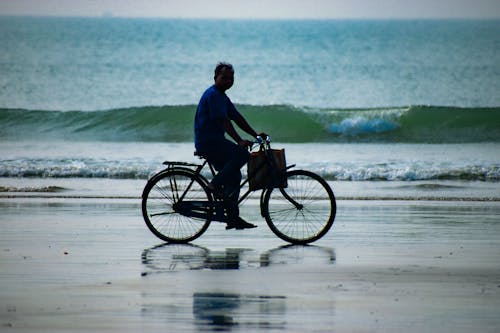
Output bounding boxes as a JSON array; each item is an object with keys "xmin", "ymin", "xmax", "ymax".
[
  {"xmin": 212, "ymin": 141, "xmax": 248, "ymax": 188},
  {"xmin": 203, "ymin": 140, "xmax": 255, "ymax": 229},
  {"xmin": 205, "ymin": 139, "xmax": 248, "ymax": 193}
]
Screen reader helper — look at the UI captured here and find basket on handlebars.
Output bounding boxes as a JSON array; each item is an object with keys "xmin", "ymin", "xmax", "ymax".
[{"xmin": 247, "ymin": 148, "xmax": 287, "ymax": 191}]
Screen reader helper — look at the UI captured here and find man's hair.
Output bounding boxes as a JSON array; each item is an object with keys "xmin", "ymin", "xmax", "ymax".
[{"xmin": 214, "ymin": 62, "xmax": 234, "ymax": 77}]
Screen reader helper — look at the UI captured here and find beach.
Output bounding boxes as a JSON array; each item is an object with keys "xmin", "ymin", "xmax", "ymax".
[
  {"xmin": 1, "ymin": 184, "xmax": 500, "ymax": 332},
  {"xmin": 1, "ymin": 17, "xmax": 500, "ymax": 332}
]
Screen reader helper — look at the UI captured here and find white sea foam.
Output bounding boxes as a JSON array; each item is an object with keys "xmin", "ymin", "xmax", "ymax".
[{"xmin": 1, "ymin": 142, "xmax": 498, "ymax": 182}]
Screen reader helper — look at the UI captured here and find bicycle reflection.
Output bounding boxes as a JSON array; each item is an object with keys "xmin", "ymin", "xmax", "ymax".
[
  {"xmin": 141, "ymin": 243, "xmax": 335, "ymax": 276},
  {"xmin": 193, "ymin": 292, "xmax": 287, "ymax": 330},
  {"xmin": 140, "ymin": 244, "xmax": 336, "ymax": 331}
]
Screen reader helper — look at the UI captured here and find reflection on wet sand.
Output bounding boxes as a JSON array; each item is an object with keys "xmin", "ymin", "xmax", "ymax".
[
  {"xmin": 140, "ymin": 244, "xmax": 335, "ymax": 332},
  {"xmin": 141, "ymin": 243, "xmax": 336, "ymax": 275},
  {"xmin": 193, "ymin": 292, "xmax": 287, "ymax": 331}
]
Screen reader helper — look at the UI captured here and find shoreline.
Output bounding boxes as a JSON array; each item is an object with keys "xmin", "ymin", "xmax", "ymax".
[
  {"xmin": 1, "ymin": 177, "xmax": 499, "ymax": 202},
  {"xmin": 2, "ymin": 195, "xmax": 499, "ymax": 202}
]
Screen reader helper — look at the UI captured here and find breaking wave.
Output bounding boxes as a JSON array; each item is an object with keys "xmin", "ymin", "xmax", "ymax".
[{"xmin": 1, "ymin": 105, "xmax": 499, "ymax": 143}]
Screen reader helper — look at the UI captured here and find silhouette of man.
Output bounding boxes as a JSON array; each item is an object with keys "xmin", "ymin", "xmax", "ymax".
[{"xmin": 194, "ymin": 62, "xmax": 264, "ymax": 230}]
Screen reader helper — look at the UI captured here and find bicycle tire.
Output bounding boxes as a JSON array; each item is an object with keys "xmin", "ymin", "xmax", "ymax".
[
  {"xmin": 262, "ymin": 169, "xmax": 336, "ymax": 244},
  {"xmin": 142, "ymin": 169, "xmax": 212, "ymax": 243}
]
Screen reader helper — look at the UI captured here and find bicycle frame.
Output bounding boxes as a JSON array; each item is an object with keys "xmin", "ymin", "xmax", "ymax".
[{"xmin": 160, "ymin": 141, "xmax": 296, "ymax": 222}]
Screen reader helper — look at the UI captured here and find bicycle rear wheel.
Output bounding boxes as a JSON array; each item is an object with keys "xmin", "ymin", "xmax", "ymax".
[
  {"xmin": 142, "ymin": 169, "xmax": 212, "ymax": 243},
  {"xmin": 262, "ymin": 169, "xmax": 336, "ymax": 244}
]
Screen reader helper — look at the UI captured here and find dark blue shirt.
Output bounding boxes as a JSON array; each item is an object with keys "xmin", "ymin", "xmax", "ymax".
[{"xmin": 194, "ymin": 85, "xmax": 240, "ymax": 151}]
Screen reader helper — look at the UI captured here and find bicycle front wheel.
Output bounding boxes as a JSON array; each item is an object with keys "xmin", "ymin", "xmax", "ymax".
[
  {"xmin": 262, "ymin": 170, "xmax": 336, "ymax": 244},
  {"xmin": 142, "ymin": 169, "xmax": 212, "ymax": 243}
]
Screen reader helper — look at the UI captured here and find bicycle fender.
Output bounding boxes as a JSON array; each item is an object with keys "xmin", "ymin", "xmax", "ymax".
[
  {"xmin": 147, "ymin": 166, "xmax": 197, "ymax": 182},
  {"xmin": 259, "ymin": 189, "xmax": 268, "ymax": 217}
]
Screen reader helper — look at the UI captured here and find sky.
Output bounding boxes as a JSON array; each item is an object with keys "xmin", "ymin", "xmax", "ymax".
[{"xmin": 1, "ymin": 0, "xmax": 500, "ymax": 19}]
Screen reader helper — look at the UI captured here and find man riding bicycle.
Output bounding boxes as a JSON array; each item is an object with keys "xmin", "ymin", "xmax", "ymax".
[{"xmin": 194, "ymin": 62, "xmax": 267, "ymax": 230}]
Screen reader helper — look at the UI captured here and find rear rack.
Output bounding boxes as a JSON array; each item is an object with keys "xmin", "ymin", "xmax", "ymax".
[{"xmin": 162, "ymin": 161, "xmax": 201, "ymax": 167}]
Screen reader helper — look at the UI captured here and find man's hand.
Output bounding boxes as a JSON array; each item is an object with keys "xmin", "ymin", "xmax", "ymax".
[{"xmin": 257, "ymin": 132, "xmax": 269, "ymax": 140}]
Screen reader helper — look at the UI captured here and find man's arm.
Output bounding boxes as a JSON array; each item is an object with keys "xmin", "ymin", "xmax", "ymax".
[
  {"xmin": 231, "ymin": 112, "xmax": 258, "ymax": 138},
  {"xmin": 221, "ymin": 118, "xmax": 249, "ymax": 146}
]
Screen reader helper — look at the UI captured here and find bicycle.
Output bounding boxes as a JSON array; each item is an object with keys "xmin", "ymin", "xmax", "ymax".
[{"xmin": 141, "ymin": 137, "xmax": 336, "ymax": 244}]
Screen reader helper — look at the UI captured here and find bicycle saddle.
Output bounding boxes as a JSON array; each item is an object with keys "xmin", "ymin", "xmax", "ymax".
[{"xmin": 194, "ymin": 151, "xmax": 206, "ymax": 159}]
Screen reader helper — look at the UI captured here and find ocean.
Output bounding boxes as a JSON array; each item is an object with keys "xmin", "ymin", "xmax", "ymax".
[{"xmin": 0, "ymin": 17, "xmax": 499, "ymax": 200}]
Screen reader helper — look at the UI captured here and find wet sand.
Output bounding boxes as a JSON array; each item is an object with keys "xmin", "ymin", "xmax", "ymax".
[{"xmin": 1, "ymin": 197, "xmax": 500, "ymax": 332}]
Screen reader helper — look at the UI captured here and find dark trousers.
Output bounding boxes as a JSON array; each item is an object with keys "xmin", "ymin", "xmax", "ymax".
[{"xmin": 200, "ymin": 139, "xmax": 249, "ymax": 220}]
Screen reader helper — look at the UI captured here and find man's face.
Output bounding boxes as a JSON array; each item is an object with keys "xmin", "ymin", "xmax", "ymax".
[{"xmin": 214, "ymin": 68, "xmax": 234, "ymax": 92}]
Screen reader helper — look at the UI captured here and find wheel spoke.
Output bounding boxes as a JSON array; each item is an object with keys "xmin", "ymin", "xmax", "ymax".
[{"xmin": 150, "ymin": 211, "xmax": 177, "ymax": 217}]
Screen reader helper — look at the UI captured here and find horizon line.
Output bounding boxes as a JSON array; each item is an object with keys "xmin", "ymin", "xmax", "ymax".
[{"xmin": 1, "ymin": 14, "xmax": 500, "ymax": 21}]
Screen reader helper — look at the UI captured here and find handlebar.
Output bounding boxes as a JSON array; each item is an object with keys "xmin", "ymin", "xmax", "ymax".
[
  {"xmin": 255, "ymin": 135, "xmax": 271, "ymax": 144},
  {"xmin": 251, "ymin": 135, "xmax": 271, "ymax": 151}
]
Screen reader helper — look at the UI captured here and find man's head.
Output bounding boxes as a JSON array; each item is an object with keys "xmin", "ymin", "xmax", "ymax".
[{"xmin": 214, "ymin": 62, "xmax": 234, "ymax": 92}]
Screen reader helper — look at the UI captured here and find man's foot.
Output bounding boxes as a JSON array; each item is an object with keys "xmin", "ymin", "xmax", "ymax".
[{"xmin": 226, "ymin": 217, "xmax": 257, "ymax": 230}]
